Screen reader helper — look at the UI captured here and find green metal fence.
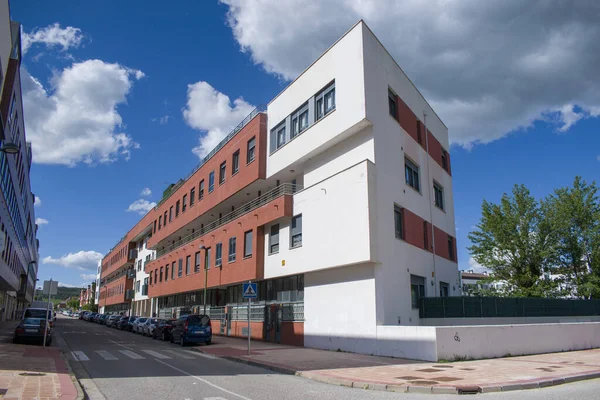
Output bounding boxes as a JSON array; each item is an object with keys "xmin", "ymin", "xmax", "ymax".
[{"xmin": 419, "ymin": 296, "xmax": 600, "ymax": 319}]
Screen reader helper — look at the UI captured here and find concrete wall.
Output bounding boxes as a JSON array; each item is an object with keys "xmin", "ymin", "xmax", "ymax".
[
  {"xmin": 376, "ymin": 325, "xmax": 438, "ymax": 361},
  {"xmin": 304, "ymin": 263, "xmax": 377, "ymax": 355},
  {"xmin": 436, "ymin": 323, "xmax": 600, "ymax": 361},
  {"xmin": 422, "ymin": 315, "xmax": 600, "ymax": 326}
]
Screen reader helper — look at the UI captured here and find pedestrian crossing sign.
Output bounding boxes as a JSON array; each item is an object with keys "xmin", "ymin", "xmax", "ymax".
[{"xmin": 243, "ymin": 282, "xmax": 257, "ymax": 299}]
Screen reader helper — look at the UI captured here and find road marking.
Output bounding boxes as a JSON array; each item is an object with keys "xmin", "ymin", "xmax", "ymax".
[
  {"xmin": 154, "ymin": 358, "xmax": 252, "ymax": 400},
  {"xmin": 189, "ymin": 350, "xmax": 217, "ymax": 360},
  {"xmin": 95, "ymin": 350, "xmax": 118, "ymax": 360},
  {"xmin": 162, "ymin": 349, "xmax": 195, "ymax": 359},
  {"xmin": 62, "ymin": 331, "xmax": 87, "ymax": 334},
  {"xmin": 71, "ymin": 351, "xmax": 90, "ymax": 361},
  {"xmin": 118, "ymin": 349, "xmax": 145, "ymax": 359},
  {"xmin": 203, "ymin": 398, "xmax": 228, "ymax": 400},
  {"xmin": 141, "ymin": 350, "xmax": 171, "ymax": 359}
]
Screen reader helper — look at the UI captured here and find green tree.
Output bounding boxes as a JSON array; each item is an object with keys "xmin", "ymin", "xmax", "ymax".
[
  {"xmin": 82, "ymin": 303, "xmax": 98, "ymax": 312},
  {"xmin": 468, "ymin": 184, "xmax": 557, "ymax": 297},
  {"xmin": 544, "ymin": 177, "xmax": 600, "ymax": 299},
  {"xmin": 67, "ymin": 299, "xmax": 79, "ymax": 310}
]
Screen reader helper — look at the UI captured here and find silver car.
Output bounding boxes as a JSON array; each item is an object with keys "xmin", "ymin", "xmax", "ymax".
[
  {"xmin": 142, "ymin": 318, "xmax": 159, "ymax": 337},
  {"xmin": 132, "ymin": 317, "xmax": 148, "ymax": 334}
]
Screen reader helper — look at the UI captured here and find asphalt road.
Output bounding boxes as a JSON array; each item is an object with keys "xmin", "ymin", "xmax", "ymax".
[{"xmin": 54, "ymin": 315, "xmax": 600, "ymax": 400}]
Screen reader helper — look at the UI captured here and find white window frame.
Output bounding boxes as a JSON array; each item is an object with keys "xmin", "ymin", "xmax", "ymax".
[
  {"xmin": 315, "ymin": 82, "xmax": 335, "ymax": 121},
  {"xmin": 290, "ymin": 215, "xmax": 302, "ymax": 248},
  {"xmin": 433, "ymin": 181, "xmax": 444, "ymax": 210},
  {"xmin": 405, "ymin": 157, "xmax": 420, "ymax": 192}
]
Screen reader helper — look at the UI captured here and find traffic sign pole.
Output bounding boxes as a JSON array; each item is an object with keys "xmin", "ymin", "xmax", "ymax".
[
  {"xmin": 248, "ymin": 294, "xmax": 251, "ymax": 356},
  {"xmin": 242, "ymin": 281, "xmax": 258, "ymax": 357},
  {"xmin": 43, "ymin": 279, "xmax": 52, "ymax": 349}
]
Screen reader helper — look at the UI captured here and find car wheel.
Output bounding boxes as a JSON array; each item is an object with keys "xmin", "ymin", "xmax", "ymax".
[
  {"xmin": 205, "ymin": 339, "xmax": 211, "ymax": 345},
  {"xmin": 152, "ymin": 331, "xmax": 156, "ymax": 339},
  {"xmin": 162, "ymin": 332, "xmax": 167, "ymax": 341},
  {"xmin": 12, "ymin": 337, "xmax": 18, "ymax": 344},
  {"xmin": 180, "ymin": 336, "xmax": 185, "ymax": 347},
  {"xmin": 170, "ymin": 334, "xmax": 174, "ymax": 343}
]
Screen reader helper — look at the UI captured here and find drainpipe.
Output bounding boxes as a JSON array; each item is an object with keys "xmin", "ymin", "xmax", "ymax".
[{"xmin": 424, "ymin": 112, "xmax": 437, "ymax": 295}]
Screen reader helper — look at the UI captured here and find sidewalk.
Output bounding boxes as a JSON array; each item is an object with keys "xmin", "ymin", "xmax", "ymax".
[
  {"xmin": 0, "ymin": 321, "xmax": 79, "ymax": 400},
  {"xmin": 195, "ymin": 335, "xmax": 600, "ymax": 394}
]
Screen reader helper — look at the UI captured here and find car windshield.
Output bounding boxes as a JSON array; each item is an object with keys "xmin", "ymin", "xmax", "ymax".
[
  {"xmin": 128, "ymin": 317, "xmax": 137, "ymax": 322},
  {"xmin": 137, "ymin": 318, "xmax": 147, "ymax": 323},
  {"xmin": 22, "ymin": 318, "xmax": 43, "ymax": 326},
  {"xmin": 149, "ymin": 319, "xmax": 157, "ymax": 324},
  {"xmin": 24, "ymin": 309, "xmax": 51, "ymax": 319},
  {"xmin": 187, "ymin": 315, "xmax": 210, "ymax": 327}
]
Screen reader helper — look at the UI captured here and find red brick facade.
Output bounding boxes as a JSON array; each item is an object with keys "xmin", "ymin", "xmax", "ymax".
[{"xmin": 401, "ymin": 208, "xmax": 457, "ymax": 263}]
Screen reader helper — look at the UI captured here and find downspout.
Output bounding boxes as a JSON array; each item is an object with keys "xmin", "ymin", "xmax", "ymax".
[{"xmin": 424, "ymin": 113, "xmax": 437, "ymax": 295}]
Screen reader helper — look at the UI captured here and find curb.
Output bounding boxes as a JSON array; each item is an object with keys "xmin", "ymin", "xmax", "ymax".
[
  {"xmin": 60, "ymin": 352, "xmax": 85, "ymax": 400},
  {"xmin": 191, "ymin": 346, "xmax": 600, "ymax": 395}
]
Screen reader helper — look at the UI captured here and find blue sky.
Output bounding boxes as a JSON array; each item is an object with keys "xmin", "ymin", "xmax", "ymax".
[{"xmin": 10, "ymin": 1, "xmax": 600, "ymax": 288}]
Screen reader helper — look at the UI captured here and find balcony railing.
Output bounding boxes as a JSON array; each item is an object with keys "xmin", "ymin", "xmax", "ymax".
[
  {"xmin": 155, "ymin": 183, "xmax": 298, "ymax": 259},
  {"xmin": 156, "ymin": 106, "xmax": 265, "ymax": 209}
]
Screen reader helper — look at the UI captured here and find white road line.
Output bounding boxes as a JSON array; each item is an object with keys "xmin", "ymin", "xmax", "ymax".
[
  {"xmin": 162, "ymin": 349, "xmax": 195, "ymax": 359},
  {"xmin": 95, "ymin": 350, "xmax": 118, "ymax": 360},
  {"xmin": 71, "ymin": 351, "xmax": 90, "ymax": 361},
  {"xmin": 181, "ymin": 349, "xmax": 217, "ymax": 360},
  {"xmin": 154, "ymin": 358, "xmax": 252, "ymax": 400},
  {"xmin": 203, "ymin": 397, "xmax": 228, "ymax": 400},
  {"xmin": 141, "ymin": 350, "xmax": 171, "ymax": 359},
  {"xmin": 118, "ymin": 349, "xmax": 145, "ymax": 360}
]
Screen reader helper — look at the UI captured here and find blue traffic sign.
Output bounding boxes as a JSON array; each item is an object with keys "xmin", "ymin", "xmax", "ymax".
[{"xmin": 243, "ymin": 282, "xmax": 257, "ymax": 299}]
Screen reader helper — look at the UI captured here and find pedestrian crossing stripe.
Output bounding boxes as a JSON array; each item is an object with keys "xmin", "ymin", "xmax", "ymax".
[
  {"xmin": 118, "ymin": 349, "xmax": 145, "ymax": 359},
  {"xmin": 69, "ymin": 349, "xmax": 202, "ymax": 361},
  {"xmin": 141, "ymin": 350, "xmax": 171, "ymax": 359},
  {"xmin": 95, "ymin": 350, "xmax": 118, "ymax": 360}
]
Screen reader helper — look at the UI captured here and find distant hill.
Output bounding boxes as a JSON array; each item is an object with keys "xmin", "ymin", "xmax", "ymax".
[{"xmin": 35, "ymin": 286, "xmax": 82, "ymax": 302}]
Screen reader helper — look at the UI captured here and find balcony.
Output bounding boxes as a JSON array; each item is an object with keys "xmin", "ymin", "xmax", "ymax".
[{"xmin": 155, "ymin": 183, "xmax": 297, "ymax": 259}]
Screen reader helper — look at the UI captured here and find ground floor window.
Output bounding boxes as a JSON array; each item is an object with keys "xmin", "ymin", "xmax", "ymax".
[
  {"xmin": 411, "ymin": 274, "xmax": 425, "ymax": 309},
  {"xmin": 440, "ymin": 281, "xmax": 449, "ymax": 297}
]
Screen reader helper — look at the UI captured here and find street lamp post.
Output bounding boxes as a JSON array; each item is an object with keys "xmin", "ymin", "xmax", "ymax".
[{"xmin": 199, "ymin": 245, "xmax": 207, "ymax": 315}]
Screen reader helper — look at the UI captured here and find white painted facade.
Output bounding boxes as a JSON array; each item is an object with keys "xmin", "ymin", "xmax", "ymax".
[
  {"xmin": 132, "ymin": 233, "xmax": 154, "ymax": 316},
  {"xmin": 263, "ymin": 21, "xmax": 459, "ymax": 356}
]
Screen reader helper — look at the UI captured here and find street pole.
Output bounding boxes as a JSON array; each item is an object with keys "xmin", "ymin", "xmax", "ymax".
[
  {"xmin": 248, "ymin": 281, "xmax": 251, "ymax": 356},
  {"xmin": 203, "ymin": 262, "xmax": 208, "ymax": 315},
  {"xmin": 43, "ymin": 279, "xmax": 52, "ymax": 349}
]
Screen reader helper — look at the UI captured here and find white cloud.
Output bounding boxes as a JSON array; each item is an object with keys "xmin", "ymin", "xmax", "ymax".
[
  {"xmin": 21, "ymin": 60, "xmax": 144, "ymax": 166},
  {"xmin": 80, "ymin": 273, "xmax": 96, "ymax": 282},
  {"xmin": 140, "ymin": 187, "xmax": 152, "ymax": 197},
  {"xmin": 43, "ymin": 250, "xmax": 103, "ymax": 271},
  {"xmin": 152, "ymin": 115, "xmax": 170, "ymax": 125},
  {"xmin": 22, "ymin": 23, "xmax": 84, "ymax": 54},
  {"xmin": 466, "ymin": 257, "xmax": 490, "ymax": 274},
  {"xmin": 35, "ymin": 218, "xmax": 49, "ymax": 225},
  {"xmin": 221, "ymin": 0, "xmax": 600, "ymax": 146},
  {"xmin": 58, "ymin": 282, "xmax": 77, "ymax": 288},
  {"xmin": 34, "ymin": 196, "xmax": 42, "ymax": 207},
  {"xmin": 182, "ymin": 81, "xmax": 255, "ymax": 158},
  {"xmin": 126, "ymin": 199, "xmax": 156, "ymax": 215}
]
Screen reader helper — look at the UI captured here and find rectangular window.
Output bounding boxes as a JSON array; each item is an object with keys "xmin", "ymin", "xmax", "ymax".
[
  {"xmin": 388, "ymin": 89, "xmax": 397, "ymax": 119},
  {"xmin": 244, "ymin": 230, "xmax": 253, "ymax": 257},
  {"xmin": 176, "ymin": 200, "xmax": 180, "ymax": 217},
  {"xmin": 291, "ymin": 214, "xmax": 302, "ymax": 248},
  {"xmin": 230, "ymin": 150, "xmax": 240, "ymax": 175},
  {"xmin": 164, "ymin": 211, "xmax": 168, "ymax": 226},
  {"xmin": 194, "ymin": 251, "xmax": 201, "ymax": 273},
  {"xmin": 171, "ymin": 262, "xmax": 175, "ymax": 280},
  {"xmin": 440, "ymin": 282, "xmax": 449, "ymax": 297},
  {"xmin": 215, "ymin": 243, "xmax": 222, "ymax": 266},
  {"xmin": 205, "ymin": 247, "xmax": 211, "ymax": 270},
  {"xmin": 219, "ymin": 161, "xmax": 226, "ymax": 184},
  {"xmin": 190, "ymin": 187, "xmax": 195, "ymax": 206},
  {"xmin": 169, "ymin": 206, "xmax": 173, "ymax": 222},
  {"xmin": 153, "ymin": 220, "xmax": 157, "ymax": 233},
  {"xmin": 158, "ymin": 216, "xmax": 162, "ymax": 230},
  {"xmin": 291, "ymin": 102, "xmax": 309, "ymax": 139},
  {"xmin": 434, "ymin": 182, "xmax": 444, "ymax": 210},
  {"xmin": 178, "ymin": 258, "xmax": 183, "ymax": 277},
  {"xmin": 208, "ymin": 171, "xmax": 215, "ymax": 192},
  {"xmin": 185, "ymin": 255, "xmax": 191, "ymax": 275},
  {"xmin": 276, "ymin": 124, "xmax": 286, "ymax": 149},
  {"xmin": 448, "ymin": 236, "xmax": 455, "ymax": 261},
  {"xmin": 199, "ymin": 180, "xmax": 204, "ymax": 199},
  {"xmin": 315, "ymin": 81, "xmax": 335, "ymax": 121},
  {"xmin": 160, "ymin": 267, "xmax": 163, "ymax": 282},
  {"xmin": 441, "ymin": 149, "xmax": 448, "ymax": 172},
  {"xmin": 411, "ymin": 275, "xmax": 425, "ymax": 309},
  {"xmin": 247, "ymin": 136, "xmax": 256, "ymax": 163},
  {"xmin": 269, "ymin": 224, "xmax": 279, "ymax": 254},
  {"xmin": 183, "ymin": 194, "xmax": 187, "ymax": 212},
  {"xmin": 394, "ymin": 205, "xmax": 404, "ymax": 240},
  {"xmin": 228, "ymin": 237, "xmax": 236, "ymax": 262},
  {"xmin": 154, "ymin": 269, "xmax": 158, "ymax": 285},
  {"xmin": 405, "ymin": 158, "xmax": 420, "ymax": 192},
  {"xmin": 165, "ymin": 264, "xmax": 169, "ymax": 281}
]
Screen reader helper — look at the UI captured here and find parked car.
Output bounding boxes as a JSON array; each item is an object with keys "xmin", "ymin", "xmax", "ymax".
[
  {"xmin": 13, "ymin": 318, "xmax": 52, "ymax": 345},
  {"xmin": 154, "ymin": 319, "xmax": 176, "ymax": 341},
  {"xmin": 79, "ymin": 311, "xmax": 87, "ymax": 320},
  {"xmin": 142, "ymin": 318, "xmax": 159, "ymax": 337},
  {"xmin": 131, "ymin": 317, "xmax": 148, "ymax": 333},
  {"xmin": 170, "ymin": 314, "xmax": 212, "ymax": 346},
  {"xmin": 86, "ymin": 312, "xmax": 97, "ymax": 322},
  {"xmin": 93, "ymin": 314, "xmax": 102, "ymax": 323},
  {"xmin": 116, "ymin": 316, "xmax": 130, "ymax": 330},
  {"xmin": 22, "ymin": 308, "xmax": 54, "ymax": 329},
  {"xmin": 125, "ymin": 316, "xmax": 139, "ymax": 332},
  {"xmin": 105, "ymin": 315, "xmax": 119, "ymax": 327}
]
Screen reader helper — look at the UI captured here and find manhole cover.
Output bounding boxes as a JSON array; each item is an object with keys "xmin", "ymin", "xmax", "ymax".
[
  {"xmin": 433, "ymin": 365, "xmax": 454, "ymax": 368},
  {"xmin": 397, "ymin": 376, "xmax": 422, "ymax": 380},
  {"xmin": 409, "ymin": 380, "xmax": 439, "ymax": 385},
  {"xmin": 0, "ymin": 388, "xmax": 7, "ymax": 395},
  {"xmin": 550, "ymin": 366, "xmax": 563, "ymax": 368},
  {"xmin": 416, "ymin": 368, "xmax": 444, "ymax": 373},
  {"xmin": 19, "ymin": 372, "xmax": 46, "ymax": 377},
  {"xmin": 434, "ymin": 376, "xmax": 462, "ymax": 382},
  {"xmin": 459, "ymin": 368, "xmax": 475, "ymax": 371}
]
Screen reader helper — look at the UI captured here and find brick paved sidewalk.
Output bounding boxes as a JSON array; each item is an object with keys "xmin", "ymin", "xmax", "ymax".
[
  {"xmin": 196, "ymin": 336, "xmax": 600, "ymax": 394},
  {"xmin": 0, "ymin": 321, "xmax": 79, "ymax": 400}
]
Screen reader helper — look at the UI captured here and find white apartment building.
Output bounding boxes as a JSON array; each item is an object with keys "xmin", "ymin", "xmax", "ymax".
[
  {"xmin": 262, "ymin": 20, "xmax": 459, "ymax": 355},
  {"xmin": 132, "ymin": 227, "xmax": 154, "ymax": 317}
]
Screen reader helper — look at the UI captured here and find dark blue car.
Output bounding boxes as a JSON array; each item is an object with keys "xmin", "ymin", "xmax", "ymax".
[{"xmin": 170, "ymin": 314, "xmax": 212, "ymax": 346}]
